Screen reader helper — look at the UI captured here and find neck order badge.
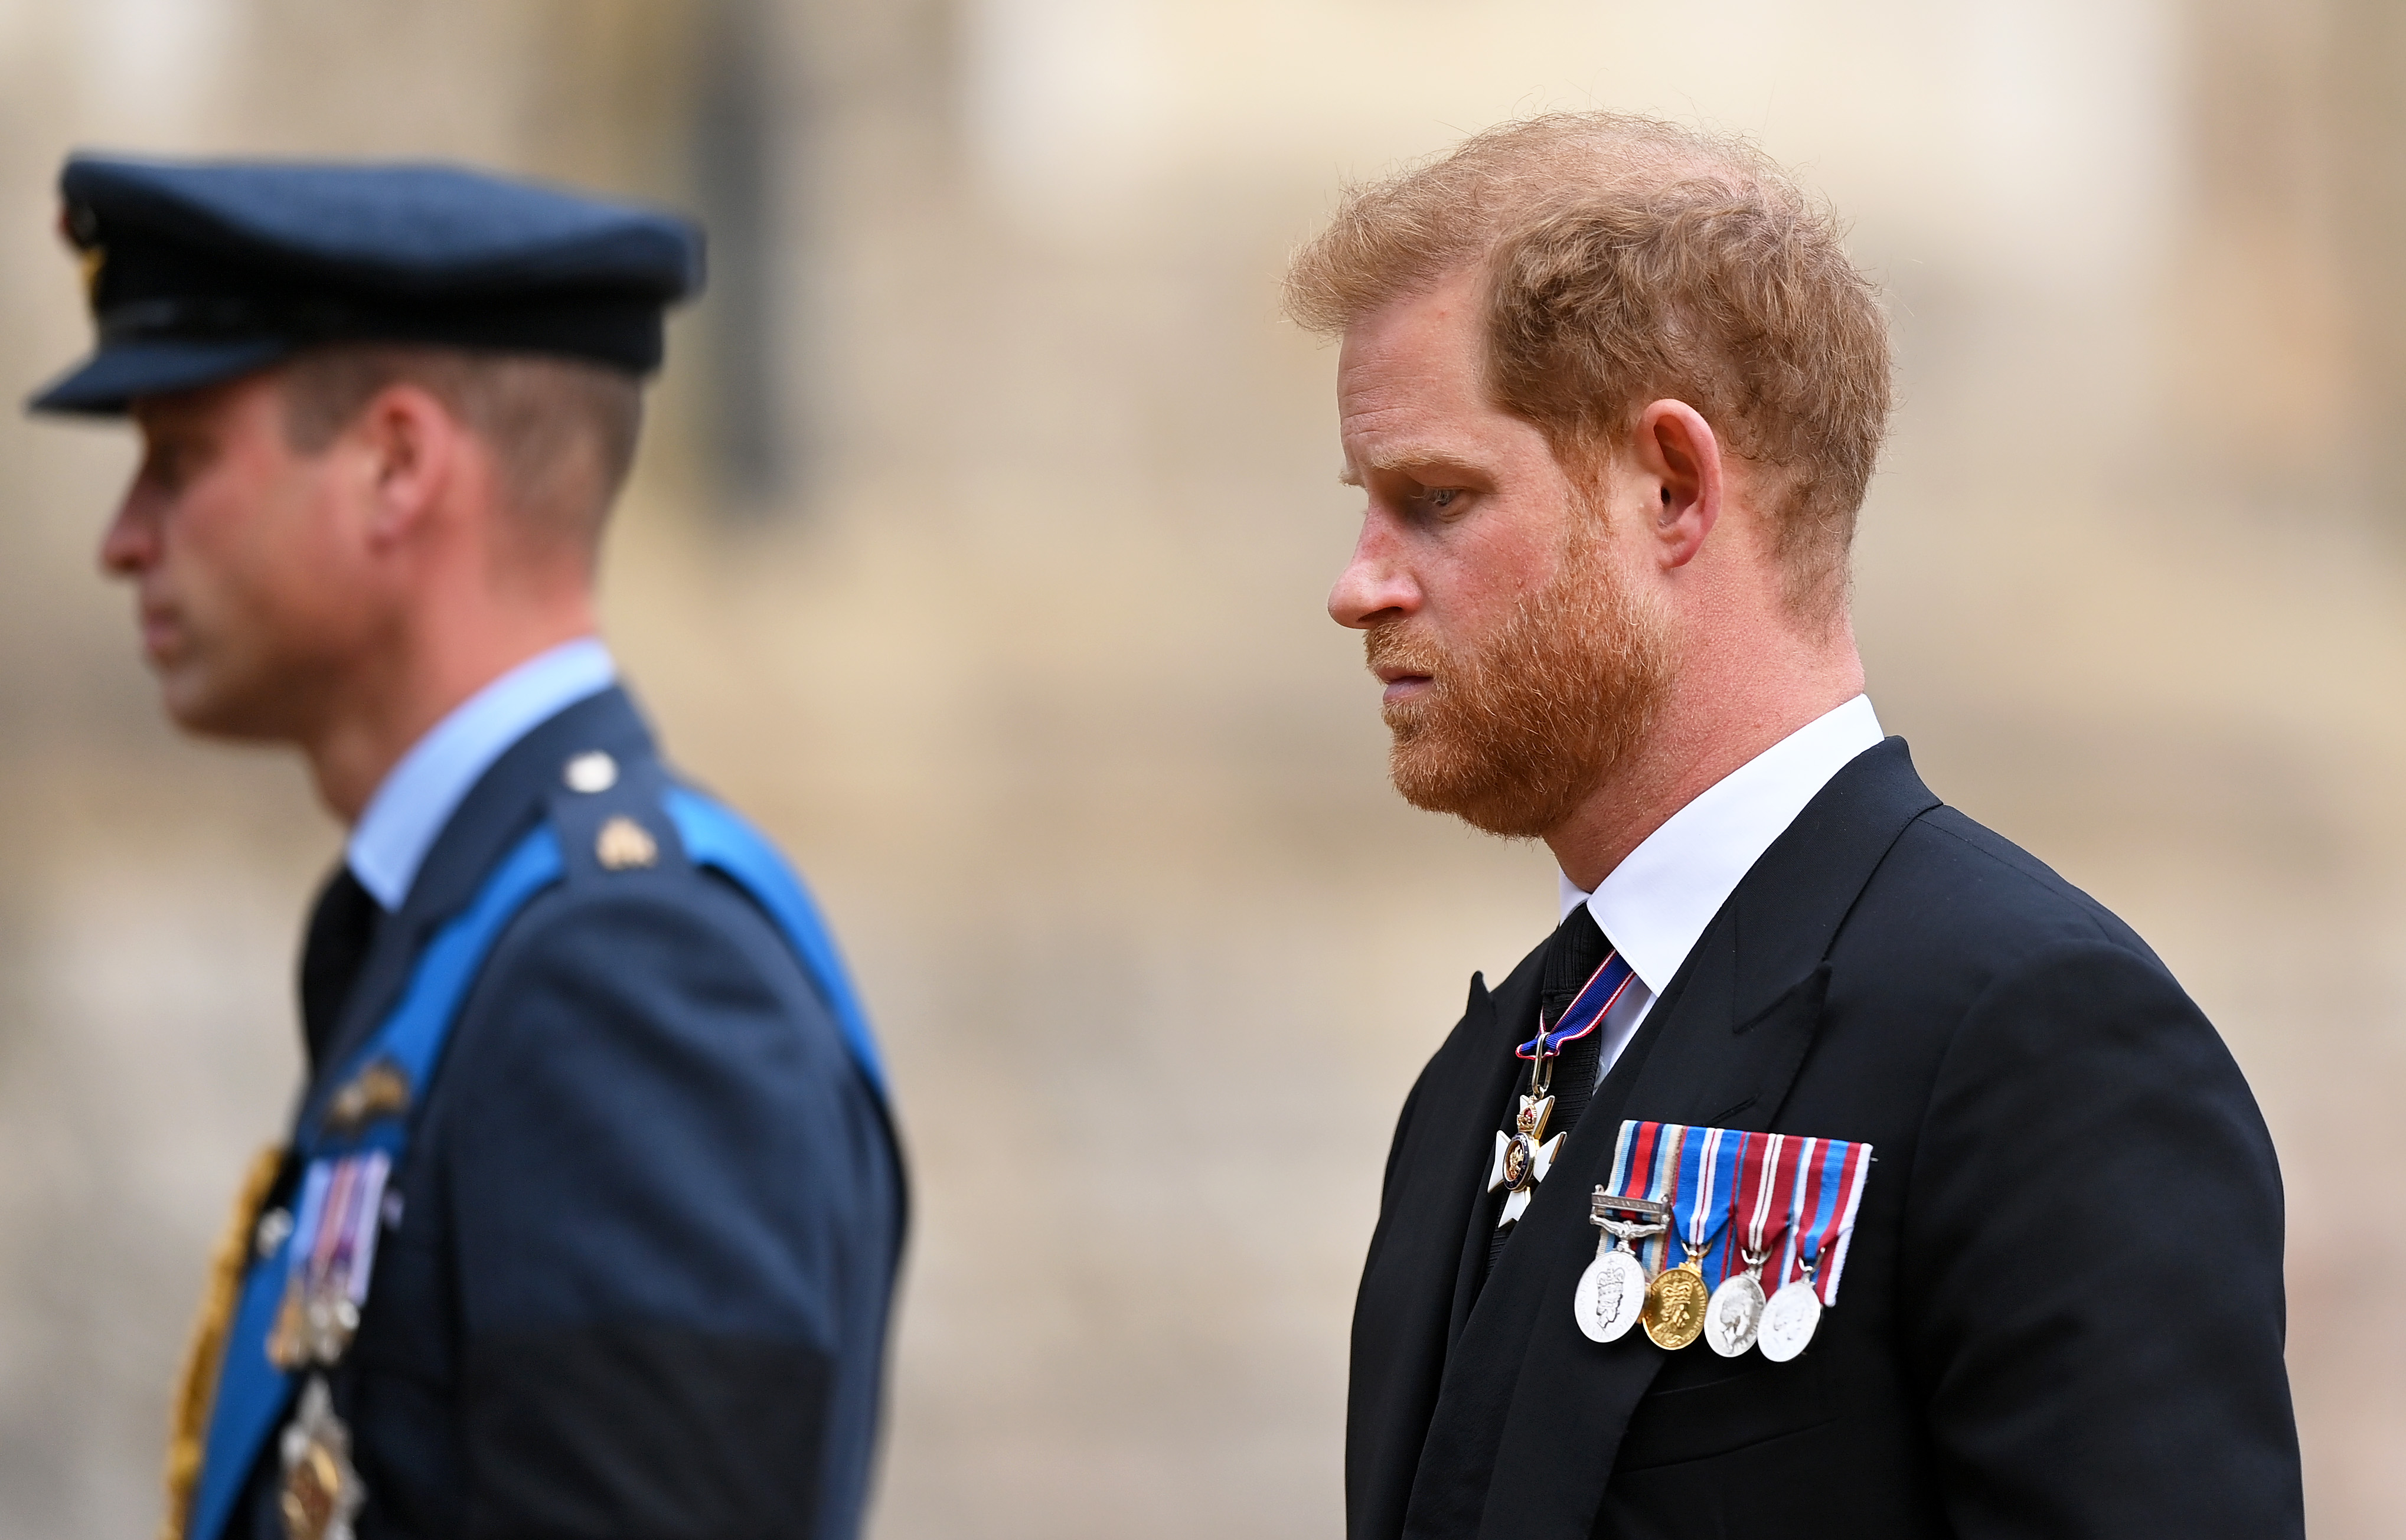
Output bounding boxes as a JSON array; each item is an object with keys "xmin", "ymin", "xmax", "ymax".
[
  {"xmin": 1578, "ymin": 1121, "xmax": 1873, "ymax": 1361},
  {"xmin": 1486, "ymin": 948, "xmax": 1637, "ymax": 1226}
]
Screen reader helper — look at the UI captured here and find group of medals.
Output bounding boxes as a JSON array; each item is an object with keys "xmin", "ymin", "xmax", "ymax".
[
  {"xmin": 1484, "ymin": 944, "xmax": 1875, "ymax": 1363},
  {"xmin": 1577, "ymin": 1121, "xmax": 1872, "ymax": 1360},
  {"xmin": 260, "ymin": 1146, "xmax": 394, "ymax": 1540}
]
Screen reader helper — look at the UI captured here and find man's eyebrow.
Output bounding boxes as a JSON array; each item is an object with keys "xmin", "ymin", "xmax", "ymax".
[{"xmin": 1340, "ymin": 445, "xmax": 1473, "ymax": 485}]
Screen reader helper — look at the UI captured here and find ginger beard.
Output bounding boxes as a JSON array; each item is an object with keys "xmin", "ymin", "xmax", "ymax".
[{"xmin": 1367, "ymin": 514, "xmax": 1676, "ymax": 839}]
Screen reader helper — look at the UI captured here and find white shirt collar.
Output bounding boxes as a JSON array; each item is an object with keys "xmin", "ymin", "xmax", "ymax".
[
  {"xmin": 1558, "ymin": 695, "xmax": 1883, "ymax": 995},
  {"xmin": 347, "ymin": 637, "xmax": 618, "ymax": 910}
]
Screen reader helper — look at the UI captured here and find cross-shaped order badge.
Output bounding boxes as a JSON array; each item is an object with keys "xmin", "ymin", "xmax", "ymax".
[
  {"xmin": 1488, "ymin": 1090, "xmax": 1564, "ymax": 1224},
  {"xmin": 1486, "ymin": 946, "xmax": 1638, "ymax": 1226}
]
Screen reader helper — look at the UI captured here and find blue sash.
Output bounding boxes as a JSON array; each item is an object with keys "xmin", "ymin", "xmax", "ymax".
[{"xmin": 187, "ymin": 793, "xmax": 883, "ymax": 1540}]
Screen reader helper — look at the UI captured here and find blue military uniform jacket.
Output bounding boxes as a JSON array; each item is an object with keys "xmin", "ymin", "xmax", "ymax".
[{"xmin": 227, "ymin": 686, "xmax": 906, "ymax": 1540}]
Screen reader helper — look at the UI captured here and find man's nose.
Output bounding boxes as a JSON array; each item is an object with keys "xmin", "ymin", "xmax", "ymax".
[
  {"xmin": 99, "ymin": 491, "xmax": 158, "ymax": 578},
  {"xmin": 1328, "ymin": 516, "xmax": 1420, "ymax": 630}
]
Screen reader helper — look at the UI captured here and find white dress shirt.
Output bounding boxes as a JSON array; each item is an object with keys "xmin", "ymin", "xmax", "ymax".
[
  {"xmin": 1557, "ymin": 694, "xmax": 1885, "ymax": 1081},
  {"xmin": 347, "ymin": 637, "xmax": 619, "ymax": 910}
]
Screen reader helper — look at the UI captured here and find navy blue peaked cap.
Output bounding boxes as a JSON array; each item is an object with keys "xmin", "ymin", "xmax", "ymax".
[{"xmin": 29, "ymin": 155, "xmax": 706, "ymax": 414}]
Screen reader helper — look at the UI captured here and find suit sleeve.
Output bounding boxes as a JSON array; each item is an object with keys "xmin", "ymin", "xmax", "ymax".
[
  {"xmin": 1902, "ymin": 939, "xmax": 2302, "ymax": 1538},
  {"xmin": 436, "ymin": 872, "xmax": 895, "ymax": 1540}
]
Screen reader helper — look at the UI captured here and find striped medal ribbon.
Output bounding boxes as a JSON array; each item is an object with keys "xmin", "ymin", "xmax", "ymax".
[
  {"xmin": 1585, "ymin": 1120, "xmax": 1874, "ymax": 1359},
  {"xmin": 1576, "ymin": 1122, "xmax": 1673, "ymax": 1342},
  {"xmin": 1642, "ymin": 1123, "xmax": 1744, "ymax": 1349},
  {"xmin": 1702, "ymin": 1132, "xmax": 1784, "ymax": 1356},
  {"xmin": 1759, "ymin": 1135, "xmax": 1874, "ymax": 1362}
]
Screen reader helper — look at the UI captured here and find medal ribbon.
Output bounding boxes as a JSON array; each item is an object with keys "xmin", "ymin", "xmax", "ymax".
[
  {"xmin": 1722, "ymin": 1131, "xmax": 1782, "ymax": 1277},
  {"xmin": 1602, "ymin": 1117, "xmax": 1647, "ymax": 1199},
  {"xmin": 1670, "ymin": 1124, "xmax": 1744, "ymax": 1267},
  {"xmin": 1631, "ymin": 1120, "xmax": 1682, "ymax": 1275},
  {"xmin": 1515, "ymin": 949, "xmax": 1637, "ymax": 1060},
  {"xmin": 1601, "ymin": 1122, "xmax": 1872, "ymax": 1299},
  {"xmin": 1803, "ymin": 1137, "xmax": 1873, "ymax": 1304},
  {"xmin": 1774, "ymin": 1136, "xmax": 1824, "ymax": 1289},
  {"xmin": 279, "ymin": 1150, "xmax": 393, "ymax": 1325}
]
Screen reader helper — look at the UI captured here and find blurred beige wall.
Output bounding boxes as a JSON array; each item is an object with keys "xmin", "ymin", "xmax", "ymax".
[{"xmin": 2, "ymin": 1, "xmax": 2401, "ymax": 1536}]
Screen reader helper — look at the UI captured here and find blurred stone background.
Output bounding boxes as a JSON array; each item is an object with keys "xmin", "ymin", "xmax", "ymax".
[{"xmin": 2, "ymin": 0, "xmax": 2402, "ymax": 1534}]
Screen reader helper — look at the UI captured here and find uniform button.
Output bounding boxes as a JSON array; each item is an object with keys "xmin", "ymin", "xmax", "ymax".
[{"xmin": 563, "ymin": 751, "xmax": 618, "ymax": 793}]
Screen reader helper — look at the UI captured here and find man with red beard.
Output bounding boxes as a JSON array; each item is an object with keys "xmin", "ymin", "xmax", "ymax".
[{"xmin": 1287, "ymin": 115, "xmax": 2301, "ymax": 1540}]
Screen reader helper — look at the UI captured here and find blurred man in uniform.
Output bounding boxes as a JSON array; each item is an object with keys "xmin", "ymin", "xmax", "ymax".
[
  {"xmin": 28, "ymin": 156, "xmax": 905, "ymax": 1540},
  {"xmin": 1285, "ymin": 115, "xmax": 2301, "ymax": 1538}
]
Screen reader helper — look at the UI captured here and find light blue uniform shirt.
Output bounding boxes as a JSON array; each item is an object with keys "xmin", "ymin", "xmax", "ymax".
[{"xmin": 347, "ymin": 637, "xmax": 618, "ymax": 910}]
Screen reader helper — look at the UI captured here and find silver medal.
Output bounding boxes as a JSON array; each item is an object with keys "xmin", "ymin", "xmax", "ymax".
[
  {"xmin": 1576, "ymin": 1189, "xmax": 1669, "ymax": 1344},
  {"xmin": 1757, "ymin": 1277, "xmax": 1823, "ymax": 1362},
  {"xmin": 1702, "ymin": 1270, "xmax": 1767, "ymax": 1356},
  {"xmin": 1575, "ymin": 1248, "xmax": 1649, "ymax": 1343}
]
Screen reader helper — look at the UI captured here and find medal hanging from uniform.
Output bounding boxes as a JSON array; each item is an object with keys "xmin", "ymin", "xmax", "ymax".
[
  {"xmin": 178, "ymin": 826, "xmax": 573, "ymax": 1540},
  {"xmin": 1575, "ymin": 1120, "xmax": 1873, "ymax": 1360},
  {"xmin": 1486, "ymin": 947, "xmax": 1636, "ymax": 1226},
  {"xmin": 260, "ymin": 1149, "xmax": 394, "ymax": 1540}
]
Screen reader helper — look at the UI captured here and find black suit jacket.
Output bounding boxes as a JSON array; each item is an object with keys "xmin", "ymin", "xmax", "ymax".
[
  {"xmin": 229, "ymin": 688, "xmax": 906, "ymax": 1540},
  {"xmin": 1347, "ymin": 739, "xmax": 2301, "ymax": 1539}
]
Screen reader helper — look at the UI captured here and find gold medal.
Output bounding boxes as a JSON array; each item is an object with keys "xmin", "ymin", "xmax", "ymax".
[{"xmin": 1641, "ymin": 1253, "xmax": 1710, "ymax": 1349}]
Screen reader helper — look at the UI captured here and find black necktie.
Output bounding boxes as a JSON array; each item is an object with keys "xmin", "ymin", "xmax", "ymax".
[
  {"xmin": 1482, "ymin": 903, "xmax": 1614, "ymax": 1283},
  {"xmin": 1536, "ymin": 902, "xmax": 1612, "ymax": 1138},
  {"xmin": 299, "ymin": 865, "xmax": 382, "ymax": 1072}
]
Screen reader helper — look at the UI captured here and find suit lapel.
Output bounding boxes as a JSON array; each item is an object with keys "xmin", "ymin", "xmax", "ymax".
[
  {"xmin": 301, "ymin": 689, "xmax": 656, "ymax": 1114},
  {"xmin": 1399, "ymin": 738, "xmax": 1940, "ymax": 1539},
  {"xmin": 1444, "ymin": 960, "xmax": 1543, "ymax": 1345},
  {"xmin": 1348, "ymin": 955, "xmax": 1542, "ymax": 1540}
]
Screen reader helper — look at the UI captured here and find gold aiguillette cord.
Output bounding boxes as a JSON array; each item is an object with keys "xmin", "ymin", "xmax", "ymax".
[{"xmin": 162, "ymin": 1145, "xmax": 287, "ymax": 1540}]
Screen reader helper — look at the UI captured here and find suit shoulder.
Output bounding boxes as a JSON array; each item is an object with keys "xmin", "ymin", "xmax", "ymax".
[{"xmin": 1864, "ymin": 803, "xmax": 2166, "ymax": 975}]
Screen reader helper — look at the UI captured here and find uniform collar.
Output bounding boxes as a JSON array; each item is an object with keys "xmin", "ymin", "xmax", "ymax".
[
  {"xmin": 347, "ymin": 637, "xmax": 617, "ymax": 909},
  {"xmin": 1558, "ymin": 694, "xmax": 1884, "ymax": 996}
]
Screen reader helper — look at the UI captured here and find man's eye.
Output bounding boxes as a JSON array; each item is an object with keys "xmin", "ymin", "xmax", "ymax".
[{"xmin": 1416, "ymin": 486, "xmax": 1464, "ymax": 515}]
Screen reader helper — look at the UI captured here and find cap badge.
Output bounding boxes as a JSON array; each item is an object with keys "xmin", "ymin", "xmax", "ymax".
[{"xmin": 596, "ymin": 816, "xmax": 658, "ymax": 871}]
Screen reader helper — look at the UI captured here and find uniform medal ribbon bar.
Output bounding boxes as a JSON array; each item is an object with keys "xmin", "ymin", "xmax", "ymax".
[{"xmin": 1576, "ymin": 1120, "xmax": 1873, "ymax": 1361}]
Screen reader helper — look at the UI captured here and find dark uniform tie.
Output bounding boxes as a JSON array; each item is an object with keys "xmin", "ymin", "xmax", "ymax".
[
  {"xmin": 299, "ymin": 865, "xmax": 382, "ymax": 1073},
  {"xmin": 1483, "ymin": 903, "xmax": 1615, "ymax": 1284}
]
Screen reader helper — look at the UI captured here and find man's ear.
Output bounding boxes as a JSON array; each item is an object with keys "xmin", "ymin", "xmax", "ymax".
[
  {"xmin": 1633, "ymin": 398, "xmax": 1722, "ymax": 570},
  {"xmin": 347, "ymin": 383, "xmax": 463, "ymax": 548}
]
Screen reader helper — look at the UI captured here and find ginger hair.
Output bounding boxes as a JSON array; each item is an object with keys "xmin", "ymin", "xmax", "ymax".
[{"xmin": 1284, "ymin": 112, "xmax": 1892, "ymax": 619}]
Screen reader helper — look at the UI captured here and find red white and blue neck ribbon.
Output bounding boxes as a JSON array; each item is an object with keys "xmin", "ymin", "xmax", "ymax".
[{"xmin": 1516, "ymin": 949, "xmax": 1638, "ymax": 1061}]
